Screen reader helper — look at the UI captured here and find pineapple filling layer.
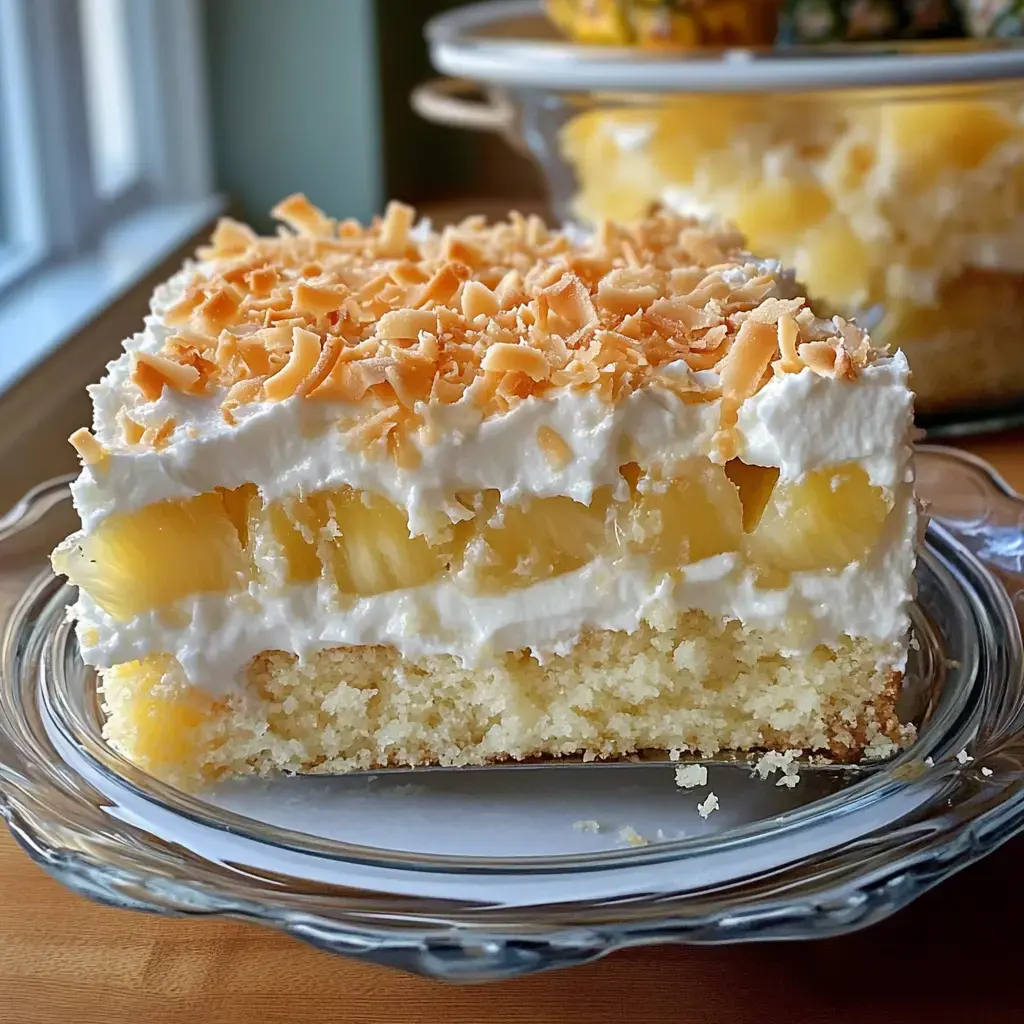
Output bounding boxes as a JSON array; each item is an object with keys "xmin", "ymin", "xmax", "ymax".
[{"xmin": 56, "ymin": 459, "xmax": 893, "ymax": 622}]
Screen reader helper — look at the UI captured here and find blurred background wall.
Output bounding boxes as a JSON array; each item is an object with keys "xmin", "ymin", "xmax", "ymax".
[{"xmin": 204, "ymin": 0, "xmax": 545, "ymax": 227}]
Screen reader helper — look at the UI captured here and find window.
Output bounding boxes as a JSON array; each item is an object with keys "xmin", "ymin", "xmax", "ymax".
[{"xmin": 0, "ymin": 0, "xmax": 214, "ymax": 300}]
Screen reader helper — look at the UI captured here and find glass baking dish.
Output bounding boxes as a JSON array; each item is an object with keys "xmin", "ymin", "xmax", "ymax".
[
  {"xmin": 1, "ymin": 445, "xmax": 1023, "ymax": 980},
  {"xmin": 416, "ymin": 0, "xmax": 1024, "ymax": 430}
]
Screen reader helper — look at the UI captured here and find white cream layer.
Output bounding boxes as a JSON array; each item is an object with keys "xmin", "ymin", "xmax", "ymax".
[
  {"xmin": 73, "ymin": 339, "xmax": 913, "ymax": 536},
  {"xmin": 74, "ymin": 480, "xmax": 916, "ymax": 693}
]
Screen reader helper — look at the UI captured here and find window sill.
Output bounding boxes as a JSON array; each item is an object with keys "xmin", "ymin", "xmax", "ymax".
[{"xmin": 0, "ymin": 195, "xmax": 225, "ymax": 395}]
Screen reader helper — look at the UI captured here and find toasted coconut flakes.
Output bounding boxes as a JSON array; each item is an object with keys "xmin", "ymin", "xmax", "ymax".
[
  {"xmin": 429, "ymin": 373, "xmax": 464, "ymax": 406},
  {"xmin": 264, "ymin": 327, "xmax": 322, "ymax": 401},
  {"xmin": 198, "ymin": 285, "xmax": 243, "ymax": 333},
  {"xmin": 348, "ymin": 404, "xmax": 401, "ymax": 448},
  {"xmin": 377, "ymin": 308, "xmax": 437, "ymax": 340},
  {"xmin": 200, "ymin": 217, "xmax": 257, "ymax": 259},
  {"xmin": 132, "ymin": 351, "xmax": 201, "ymax": 400},
  {"xmin": 114, "ymin": 197, "xmax": 879, "ymax": 439},
  {"xmin": 461, "ymin": 280, "xmax": 500, "ymax": 321},
  {"xmin": 245, "ymin": 266, "xmax": 279, "ymax": 296},
  {"xmin": 776, "ymin": 314, "xmax": 802, "ymax": 372},
  {"xmin": 389, "ymin": 259, "xmax": 429, "ymax": 287},
  {"xmin": 377, "ymin": 200, "xmax": 415, "ymax": 258},
  {"xmin": 295, "ymin": 335, "xmax": 343, "ymax": 397},
  {"xmin": 356, "ymin": 273, "xmax": 390, "ymax": 302},
  {"xmin": 798, "ymin": 341, "xmax": 839, "ymax": 376},
  {"xmin": 543, "ymin": 273, "xmax": 597, "ymax": 333},
  {"xmin": 833, "ymin": 346, "xmax": 856, "ymax": 380},
  {"xmin": 596, "ymin": 267, "xmax": 664, "ymax": 315},
  {"xmin": 744, "ymin": 296, "xmax": 806, "ymax": 326},
  {"xmin": 719, "ymin": 320, "xmax": 779, "ymax": 409},
  {"xmin": 309, "ymin": 358, "xmax": 370, "ymax": 402},
  {"xmin": 142, "ymin": 418, "xmax": 176, "ymax": 450},
  {"xmin": 413, "ymin": 261, "xmax": 470, "ymax": 309},
  {"xmin": 385, "ymin": 359, "xmax": 433, "ymax": 408},
  {"xmin": 272, "ymin": 193, "xmax": 335, "ymax": 236},
  {"xmin": 163, "ymin": 286, "xmax": 205, "ymax": 327},
  {"xmin": 294, "ymin": 280, "xmax": 348, "ymax": 316},
  {"xmin": 221, "ymin": 377, "xmax": 264, "ymax": 424},
  {"xmin": 68, "ymin": 427, "xmax": 107, "ymax": 467},
  {"xmin": 444, "ymin": 234, "xmax": 484, "ymax": 268},
  {"xmin": 495, "ymin": 269, "xmax": 526, "ymax": 309},
  {"xmin": 481, "ymin": 343, "xmax": 549, "ymax": 381},
  {"xmin": 116, "ymin": 409, "xmax": 145, "ymax": 445}
]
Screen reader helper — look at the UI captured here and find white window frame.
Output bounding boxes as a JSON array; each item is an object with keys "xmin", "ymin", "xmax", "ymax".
[{"xmin": 0, "ymin": 0, "xmax": 214, "ymax": 297}]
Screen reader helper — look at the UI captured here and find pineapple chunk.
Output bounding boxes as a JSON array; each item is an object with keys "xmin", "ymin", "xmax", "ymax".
[
  {"xmin": 795, "ymin": 216, "xmax": 873, "ymax": 310},
  {"xmin": 648, "ymin": 98, "xmax": 761, "ymax": 184},
  {"xmin": 725, "ymin": 460, "xmax": 781, "ymax": 532},
  {"xmin": 731, "ymin": 178, "xmax": 832, "ymax": 255},
  {"xmin": 103, "ymin": 655, "xmax": 219, "ymax": 777},
  {"xmin": 623, "ymin": 462, "xmax": 743, "ymax": 568},
  {"xmin": 54, "ymin": 490, "xmax": 250, "ymax": 620},
  {"xmin": 265, "ymin": 499, "xmax": 322, "ymax": 583},
  {"xmin": 260, "ymin": 488, "xmax": 455, "ymax": 593},
  {"xmin": 220, "ymin": 482, "xmax": 258, "ymax": 551},
  {"xmin": 748, "ymin": 464, "xmax": 892, "ymax": 574},
  {"xmin": 466, "ymin": 490, "xmax": 613, "ymax": 592},
  {"xmin": 311, "ymin": 489, "xmax": 452, "ymax": 596},
  {"xmin": 882, "ymin": 96, "xmax": 1016, "ymax": 184}
]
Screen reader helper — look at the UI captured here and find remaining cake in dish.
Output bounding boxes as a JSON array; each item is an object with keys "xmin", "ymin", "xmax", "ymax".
[
  {"xmin": 559, "ymin": 88, "xmax": 1024, "ymax": 412},
  {"xmin": 52, "ymin": 196, "xmax": 918, "ymax": 789}
]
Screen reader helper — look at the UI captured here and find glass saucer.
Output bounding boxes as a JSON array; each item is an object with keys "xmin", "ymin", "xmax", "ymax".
[{"xmin": 1, "ymin": 445, "xmax": 1023, "ymax": 982}]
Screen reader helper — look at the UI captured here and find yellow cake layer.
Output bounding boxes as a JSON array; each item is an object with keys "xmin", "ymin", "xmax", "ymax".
[{"xmin": 100, "ymin": 611, "xmax": 909, "ymax": 790}]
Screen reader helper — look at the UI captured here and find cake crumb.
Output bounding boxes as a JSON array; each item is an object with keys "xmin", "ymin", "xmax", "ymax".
[
  {"xmin": 864, "ymin": 736, "xmax": 899, "ymax": 759},
  {"xmin": 674, "ymin": 764, "xmax": 708, "ymax": 789},
  {"xmin": 956, "ymin": 748, "xmax": 973, "ymax": 765},
  {"xmin": 924, "ymin": 756, "xmax": 935, "ymax": 767},
  {"xmin": 573, "ymin": 819, "xmax": 602, "ymax": 833},
  {"xmin": 617, "ymin": 826, "xmax": 649, "ymax": 846},
  {"xmin": 697, "ymin": 793, "xmax": 719, "ymax": 819},
  {"xmin": 981, "ymin": 766, "xmax": 993, "ymax": 777},
  {"xmin": 749, "ymin": 749, "xmax": 802, "ymax": 778}
]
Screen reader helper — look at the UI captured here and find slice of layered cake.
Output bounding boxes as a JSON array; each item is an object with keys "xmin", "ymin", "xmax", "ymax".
[{"xmin": 52, "ymin": 196, "xmax": 918, "ymax": 790}]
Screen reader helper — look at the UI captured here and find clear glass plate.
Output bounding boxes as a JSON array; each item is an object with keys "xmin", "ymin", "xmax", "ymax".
[{"xmin": 1, "ymin": 445, "xmax": 1023, "ymax": 981}]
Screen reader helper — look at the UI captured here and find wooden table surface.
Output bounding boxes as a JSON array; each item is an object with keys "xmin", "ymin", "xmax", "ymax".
[{"xmin": 3, "ymin": 431, "xmax": 1024, "ymax": 1024}]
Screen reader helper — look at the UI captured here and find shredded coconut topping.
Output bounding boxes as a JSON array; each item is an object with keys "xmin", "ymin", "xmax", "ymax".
[{"xmin": 108, "ymin": 194, "xmax": 878, "ymax": 464}]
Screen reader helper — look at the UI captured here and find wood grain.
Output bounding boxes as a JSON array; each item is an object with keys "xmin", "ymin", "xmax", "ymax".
[{"xmin": 1, "ymin": 433, "xmax": 1021, "ymax": 1024}]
